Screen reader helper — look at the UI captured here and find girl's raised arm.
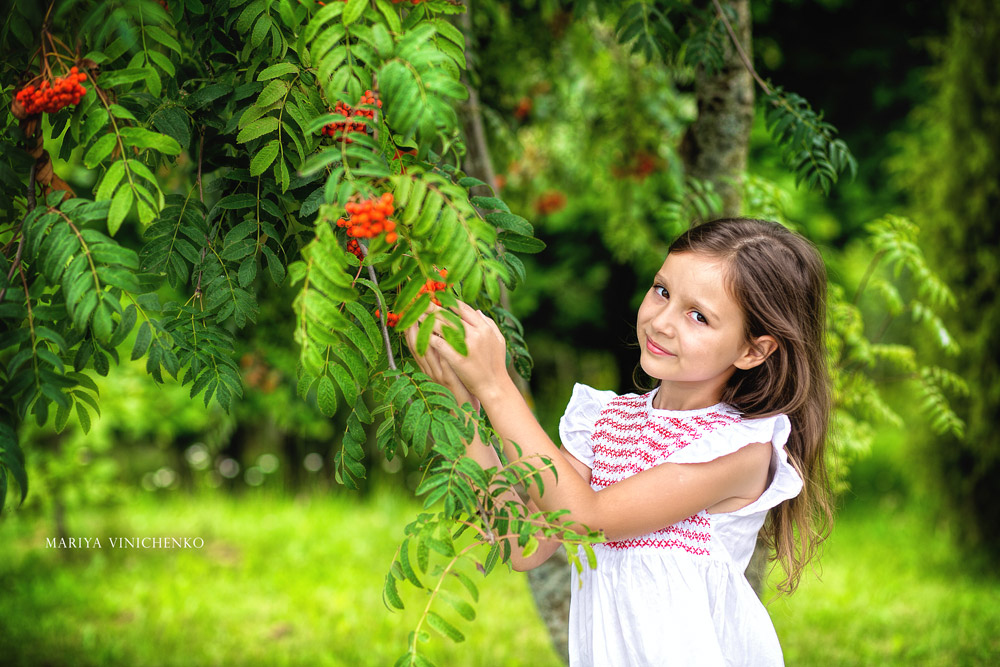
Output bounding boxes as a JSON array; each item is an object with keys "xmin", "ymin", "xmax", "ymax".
[
  {"xmin": 426, "ymin": 301, "xmax": 773, "ymax": 543},
  {"xmin": 403, "ymin": 314, "xmax": 593, "ymax": 570}
]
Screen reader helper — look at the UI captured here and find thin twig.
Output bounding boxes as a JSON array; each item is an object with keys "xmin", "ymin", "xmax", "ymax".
[
  {"xmin": 711, "ymin": 0, "xmax": 771, "ymax": 95},
  {"xmin": 852, "ymin": 249, "xmax": 885, "ymax": 306},
  {"xmin": 1, "ymin": 168, "xmax": 38, "ymax": 304},
  {"xmin": 196, "ymin": 130, "xmax": 205, "ymax": 203},
  {"xmin": 358, "ymin": 241, "xmax": 397, "ymax": 370}
]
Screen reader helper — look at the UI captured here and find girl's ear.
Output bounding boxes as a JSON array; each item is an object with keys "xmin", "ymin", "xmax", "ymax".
[{"xmin": 734, "ymin": 335, "xmax": 778, "ymax": 370}]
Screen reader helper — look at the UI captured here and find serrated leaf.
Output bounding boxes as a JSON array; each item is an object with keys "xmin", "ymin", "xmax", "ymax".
[
  {"xmin": 317, "ymin": 374, "xmax": 338, "ymax": 416},
  {"xmin": 237, "ymin": 116, "xmax": 280, "ymax": 143},
  {"xmin": 439, "ymin": 589, "xmax": 474, "ymax": 621},
  {"xmin": 256, "ymin": 79, "xmax": 290, "ymax": 108},
  {"xmin": 258, "ymin": 62, "xmax": 298, "ymax": 80},
  {"xmin": 343, "ymin": 0, "xmax": 367, "ymax": 26},
  {"xmin": 108, "ymin": 186, "xmax": 134, "ymax": 236},
  {"xmin": 498, "ymin": 232, "xmax": 545, "ymax": 254},
  {"xmin": 425, "ymin": 612, "xmax": 464, "ymax": 643},
  {"xmin": 469, "ymin": 196, "xmax": 509, "ymax": 212},
  {"xmin": 250, "ymin": 139, "xmax": 281, "ymax": 176},
  {"xmin": 384, "ymin": 573, "xmax": 405, "ymax": 610},
  {"xmin": 84, "ymin": 134, "xmax": 117, "ymax": 169},
  {"xmin": 217, "ymin": 193, "xmax": 258, "ymax": 210},
  {"xmin": 485, "ymin": 212, "xmax": 533, "ymax": 236},
  {"xmin": 119, "ymin": 127, "xmax": 182, "ymax": 155}
]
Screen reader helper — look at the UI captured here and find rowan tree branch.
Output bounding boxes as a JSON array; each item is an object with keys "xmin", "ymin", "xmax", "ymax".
[{"xmin": 0, "ymin": 168, "xmax": 37, "ymax": 305}]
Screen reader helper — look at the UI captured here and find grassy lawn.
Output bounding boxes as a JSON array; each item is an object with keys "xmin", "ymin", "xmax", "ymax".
[
  {"xmin": 768, "ymin": 498, "xmax": 1000, "ymax": 666},
  {"xmin": 0, "ymin": 487, "xmax": 564, "ymax": 667},
  {"xmin": 1, "ymin": 485, "xmax": 998, "ymax": 666}
]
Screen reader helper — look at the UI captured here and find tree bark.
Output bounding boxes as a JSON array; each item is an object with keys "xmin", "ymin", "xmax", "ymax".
[{"xmin": 682, "ymin": 0, "xmax": 755, "ymax": 219}]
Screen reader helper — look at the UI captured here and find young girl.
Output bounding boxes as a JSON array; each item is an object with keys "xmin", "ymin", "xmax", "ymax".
[{"xmin": 404, "ymin": 218, "xmax": 832, "ymax": 666}]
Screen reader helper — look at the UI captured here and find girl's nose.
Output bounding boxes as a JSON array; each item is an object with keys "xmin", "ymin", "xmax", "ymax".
[{"xmin": 651, "ymin": 305, "xmax": 678, "ymax": 337}]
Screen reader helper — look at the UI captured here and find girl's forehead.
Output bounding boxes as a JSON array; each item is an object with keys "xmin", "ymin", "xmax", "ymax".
[
  {"xmin": 658, "ymin": 252, "xmax": 728, "ymax": 284},
  {"xmin": 657, "ymin": 252, "xmax": 738, "ymax": 311}
]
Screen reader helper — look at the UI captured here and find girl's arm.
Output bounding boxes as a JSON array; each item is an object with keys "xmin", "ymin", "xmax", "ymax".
[
  {"xmin": 427, "ymin": 301, "xmax": 773, "ymax": 543},
  {"xmin": 402, "ymin": 317, "xmax": 591, "ymax": 571}
]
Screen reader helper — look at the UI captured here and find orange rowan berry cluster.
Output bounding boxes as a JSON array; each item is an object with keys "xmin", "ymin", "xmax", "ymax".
[
  {"xmin": 375, "ymin": 309, "xmax": 400, "ymax": 327},
  {"xmin": 346, "ymin": 239, "xmax": 365, "ymax": 261},
  {"xmin": 16, "ymin": 68, "xmax": 88, "ymax": 115},
  {"xmin": 320, "ymin": 90, "xmax": 381, "ymax": 142},
  {"xmin": 336, "ymin": 193, "xmax": 398, "ymax": 244},
  {"xmin": 419, "ymin": 268, "xmax": 449, "ymax": 306}
]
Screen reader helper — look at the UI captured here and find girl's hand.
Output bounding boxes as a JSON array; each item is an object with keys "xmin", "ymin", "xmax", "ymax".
[
  {"xmin": 403, "ymin": 310, "xmax": 480, "ymax": 414},
  {"xmin": 424, "ymin": 300, "xmax": 510, "ymax": 401}
]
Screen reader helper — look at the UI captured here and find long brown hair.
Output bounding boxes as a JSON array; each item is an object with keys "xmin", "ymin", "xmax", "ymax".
[{"xmin": 664, "ymin": 218, "xmax": 833, "ymax": 594}]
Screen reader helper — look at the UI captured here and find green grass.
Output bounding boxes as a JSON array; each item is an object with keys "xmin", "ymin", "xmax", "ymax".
[
  {"xmin": 767, "ymin": 499, "xmax": 1000, "ymax": 666},
  {"xmin": 0, "ymin": 487, "xmax": 564, "ymax": 667},
  {"xmin": 2, "ymin": 486, "xmax": 998, "ymax": 666}
]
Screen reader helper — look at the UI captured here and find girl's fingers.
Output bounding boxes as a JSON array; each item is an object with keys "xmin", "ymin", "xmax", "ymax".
[
  {"xmin": 429, "ymin": 334, "xmax": 462, "ymax": 365},
  {"xmin": 451, "ymin": 299, "xmax": 481, "ymax": 326},
  {"xmin": 487, "ymin": 316, "xmax": 506, "ymax": 343},
  {"xmin": 423, "ymin": 346, "xmax": 446, "ymax": 379}
]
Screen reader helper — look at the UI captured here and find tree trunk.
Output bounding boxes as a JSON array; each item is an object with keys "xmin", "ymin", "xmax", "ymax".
[{"xmin": 682, "ymin": 0, "xmax": 755, "ymax": 219}]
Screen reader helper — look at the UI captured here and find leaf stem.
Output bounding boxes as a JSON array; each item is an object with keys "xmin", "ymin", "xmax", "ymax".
[
  {"xmin": 853, "ymin": 249, "xmax": 886, "ymax": 306},
  {"xmin": 358, "ymin": 242, "xmax": 397, "ymax": 370}
]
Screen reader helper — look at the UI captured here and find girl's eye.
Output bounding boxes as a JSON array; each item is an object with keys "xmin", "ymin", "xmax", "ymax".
[
  {"xmin": 653, "ymin": 285, "xmax": 668, "ymax": 299},
  {"xmin": 689, "ymin": 311, "xmax": 708, "ymax": 325}
]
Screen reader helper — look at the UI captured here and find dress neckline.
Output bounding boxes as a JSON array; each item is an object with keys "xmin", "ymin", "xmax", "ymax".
[{"xmin": 645, "ymin": 386, "xmax": 728, "ymax": 417}]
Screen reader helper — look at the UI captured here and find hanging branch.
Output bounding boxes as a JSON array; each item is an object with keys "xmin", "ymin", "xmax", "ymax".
[{"xmin": 0, "ymin": 169, "xmax": 37, "ymax": 304}]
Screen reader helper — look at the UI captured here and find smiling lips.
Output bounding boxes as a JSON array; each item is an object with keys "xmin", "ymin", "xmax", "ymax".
[{"xmin": 645, "ymin": 337, "xmax": 676, "ymax": 357}]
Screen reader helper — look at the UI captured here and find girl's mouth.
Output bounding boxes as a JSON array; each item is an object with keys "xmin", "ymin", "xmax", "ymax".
[{"xmin": 645, "ymin": 338, "xmax": 676, "ymax": 356}]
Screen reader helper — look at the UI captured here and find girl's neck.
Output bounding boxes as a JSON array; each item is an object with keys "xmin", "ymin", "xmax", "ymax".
[{"xmin": 650, "ymin": 382, "xmax": 725, "ymax": 412}]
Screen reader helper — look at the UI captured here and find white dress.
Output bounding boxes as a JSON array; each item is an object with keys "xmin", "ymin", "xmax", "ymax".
[{"xmin": 557, "ymin": 383, "xmax": 803, "ymax": 667}]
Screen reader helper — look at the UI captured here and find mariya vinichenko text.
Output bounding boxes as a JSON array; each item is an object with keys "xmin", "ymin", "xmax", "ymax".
[{"xmin": 46, "ymin": 536, "xmax": 205, "ymax": 549}]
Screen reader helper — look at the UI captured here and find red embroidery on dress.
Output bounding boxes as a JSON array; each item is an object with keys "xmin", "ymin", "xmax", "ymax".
[
  {"xmin": 604, "ymin": 537, "xmax": 711, "ymax": 556},
  {"xmin": 586, "ymin": 392, "xmax": 745, "ymax": 556},
  {"xmin": 682, "ymin": 514, "xmax": 711, "ymax": 528},
  {"xmin": 603, "ymin": 514, "xmax": 713, "ymax": 553}
]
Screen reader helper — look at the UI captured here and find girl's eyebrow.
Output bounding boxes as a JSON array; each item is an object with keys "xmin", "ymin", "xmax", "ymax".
[{"xmin": 653, "ymin": 273, "xmax": 720, "ymax": 321}]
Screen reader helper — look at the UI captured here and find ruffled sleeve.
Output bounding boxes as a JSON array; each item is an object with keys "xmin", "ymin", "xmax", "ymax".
[
  {"xmin": 557, "ymin": 383, "xmax": 618, "ymax": 468},
  {"xmin": 670, "ymin": 413, "xmax": 803, "ymax": 515}
]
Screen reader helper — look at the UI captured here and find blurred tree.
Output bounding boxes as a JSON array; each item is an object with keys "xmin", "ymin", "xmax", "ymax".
[
  {"xmin": 889, "ymin": 0, "xmax": 1000, "ymax": 557},
  {"xmin": 681, "ymin": 0, "xmax": 752, "ymax": 217}
]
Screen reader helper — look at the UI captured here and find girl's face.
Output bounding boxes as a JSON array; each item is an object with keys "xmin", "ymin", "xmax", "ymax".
[{"xmin": 636, "ymin": 252, "xmax": 774, "ymax": 409}]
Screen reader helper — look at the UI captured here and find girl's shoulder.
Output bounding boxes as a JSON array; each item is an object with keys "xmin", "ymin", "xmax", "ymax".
[
  {"xmin": 665, "ymin": 409, "xmax": 804, "ymax": 514},
  {"xmin": 663, "ymin": 407, "xmax": 793, "ymax": 460},
  {"xmin": 561, "ymin": 382, "xmax": 624, "ymax": 419}
]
